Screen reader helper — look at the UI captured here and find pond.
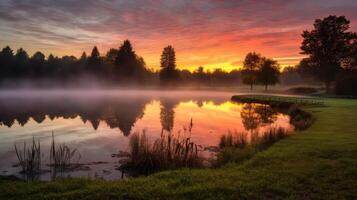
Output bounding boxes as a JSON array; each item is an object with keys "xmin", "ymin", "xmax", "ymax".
[{"xmin": 0, "ymin": 90, "xmax": 294, "ymax": 180}]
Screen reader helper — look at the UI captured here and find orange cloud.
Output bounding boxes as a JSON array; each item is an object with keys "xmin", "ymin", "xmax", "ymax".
[{"xmin": 1, "ymin": 1, "xmax": 357, "ymax": 72}]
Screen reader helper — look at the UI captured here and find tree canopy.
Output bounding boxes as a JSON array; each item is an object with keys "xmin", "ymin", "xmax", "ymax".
[
  {"xmin": 241, "ymin": 52, "xmax": 263, "ymax": 90},
  {"xmin": 159, "ymin": 45, "xmax": 178, "ymax": 82},
  {"xmin": 256, "ymin": 58, "xmax": 280, "ymax": 91},
  {"xmin": 300, "ymin": 15, "xmax": 357, "ymax": 91}
]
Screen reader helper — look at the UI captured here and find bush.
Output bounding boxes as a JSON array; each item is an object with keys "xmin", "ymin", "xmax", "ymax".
[
  {"xmin": 287, "ymin": 87, "xmax": 318, "ymax": 94},
  {"xmin": 335, "ymin": 71, "xmax": 357, "ymax": 96}
]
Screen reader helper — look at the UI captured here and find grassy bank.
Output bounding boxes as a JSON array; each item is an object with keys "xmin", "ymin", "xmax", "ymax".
[{"xmin": 1, "ymin": 96, "xmax": 356, "ymax": 199}]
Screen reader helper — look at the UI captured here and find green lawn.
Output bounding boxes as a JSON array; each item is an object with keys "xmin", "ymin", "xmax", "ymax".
[{"xmin": 1, "ymin": 96, "xmax": 356, "ymax": 200}]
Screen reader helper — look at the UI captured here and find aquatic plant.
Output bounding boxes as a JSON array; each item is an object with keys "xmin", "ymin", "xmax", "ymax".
[
  {"xmin": 14, "ymin": 136, "xmax": 41, "ymax": 174},
  {"xmin": 219, "ymin": 131, "xmax": 248, "ymax": 149},
  {"xmin": 121, "ymin": 123, "xmax": 203, "ymax": 174},
  {"xmin": 50, "ymin": 132, "xmax": 80, "ymax": 171},
  {"xmin": 254, "ymin": 127, "xmax": 289, "ymax": 150}
]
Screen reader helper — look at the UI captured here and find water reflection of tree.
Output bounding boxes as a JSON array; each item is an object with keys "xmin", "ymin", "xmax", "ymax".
[
  {"xmin": 254, "ymin": 104, "xmax": 277, "ymax": 124},
  {"xmin": 240, "ymin": 103, "xmax": 278, "ymax": 131},
  {"xmin": 103, "ymin": 99, "xmax": 146, "ymax": 136},
  {"xmin": 160, "ymin": 99, "xmax": 178, "ymax": 132},
  {"xmin": 0, "ymin": 97, "xmax": 148, "ymax": 136},
  {"xmin": 241, "ymin": 104, "xmax": 261, "ymax": 131}
]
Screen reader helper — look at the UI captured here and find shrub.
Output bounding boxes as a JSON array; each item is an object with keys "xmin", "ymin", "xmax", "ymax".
[
  {"xmin": 335, "ymin": 71, "xmax": 357, "ymax": 96},
  {"xmin": 287, "ymin": 87, "xmax": 318, "ymax": 94}
]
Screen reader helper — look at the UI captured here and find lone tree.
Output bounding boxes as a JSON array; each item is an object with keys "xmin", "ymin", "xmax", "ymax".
[
  {"xmin": 300, "ymin": 15, "xmax": 356, "ymax": 92},
  {"xmin": 257, "ymin": 58, "xmax": 280, "ymax": 91},
  {"xmin": 159, "ymin": 45, "xmax": 178, "ymax": 82},
  {"xmin": 241, "ymin": 52, "xmax": 262, "ymax": 90}
]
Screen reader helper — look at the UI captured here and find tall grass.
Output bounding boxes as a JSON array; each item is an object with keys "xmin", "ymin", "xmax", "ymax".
[
  {"xmin": 121, "ymin": 127, "xmax": 203, "ymax": 174},
  {"xmin": 50, "ymin": 132, "xmax": 79, "ymax": 171},
  {"xmin": 216, "ymin": 127, "xmax": 290, "ymax": 166},
  {"xmin": 14, "ymin": 136, "xmax": 41, "ymax": 175},
  {"xmin": 219, "ymin": 131, "xmax": 248, "ymax": 149},
  {"xmin": 254, "ymin": 127, "xmax": 289, "ymax": 150}
]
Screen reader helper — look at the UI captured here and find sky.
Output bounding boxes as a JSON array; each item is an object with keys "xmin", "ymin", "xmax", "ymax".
[{"xmin": 1, "ymin": 0, "xmax": 357, "ymax": 72}]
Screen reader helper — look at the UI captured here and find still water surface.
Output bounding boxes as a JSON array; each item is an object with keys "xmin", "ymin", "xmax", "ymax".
[{"xmin": 0, "ymin": 90, "xmax": 294, "ymax": 180}]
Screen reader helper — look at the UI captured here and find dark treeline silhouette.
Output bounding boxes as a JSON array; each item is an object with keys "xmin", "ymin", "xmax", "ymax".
[
  {"xmin": 0, "ymin": 43, "xmax": 242, "ymax": 87},
  {"xmin": 0, "ymin": 40, "xmax": 156, "ymax": 87},
  {"xmin": 1, "ymin": 15, "xmax": 356, "ymax": 94},
  {"xmin": 0, "ymin": 41, "xmax": 307, "ymax": 89},
  {"xmin": 280, "ymin": 66, "xmax": 319, "ymax": 86}
]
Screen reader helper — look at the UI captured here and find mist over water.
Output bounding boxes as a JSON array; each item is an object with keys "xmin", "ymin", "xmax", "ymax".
[{"xmin": 0, "ymin": 89, "xmax": 293, "ymax": 180}]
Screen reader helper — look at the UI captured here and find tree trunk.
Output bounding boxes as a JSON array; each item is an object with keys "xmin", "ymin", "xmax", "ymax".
[
  {"xmin": 265, "ymin": 84, "xmax": 268, "ymax": 91},
  {"xmin": 250, "ymin": 83, "xmax": 253, "ymax": 90}
]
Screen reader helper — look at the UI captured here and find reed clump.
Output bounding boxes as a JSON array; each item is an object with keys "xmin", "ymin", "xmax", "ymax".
[
  {"xmin": 219, "ymin": 131, "xmax": 248, "ymax": 149},
  {"xmin": 14, "ymin": 136, "xmax": 41, "ymax": 175},
  {"xmin": 50, "ymin": 132, "xmax": 80, "ymax": 171},
  {"xmin": 254, "ymin": 127, "xmax": 289, "ymax": 150},
  {"xmin": 216, "ymin": 127, "xmax": 290, "ymax": 166},
  {"xmin": 121, "ymin": 129, "xmax": 203, "ymax": 174}
]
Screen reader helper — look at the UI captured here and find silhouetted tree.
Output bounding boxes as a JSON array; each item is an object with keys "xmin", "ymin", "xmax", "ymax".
[
  {"xmin": 30, "ymin": 51, "xmax": 46, "ymax": 77},
  {"xmin": 242, "ymin": 52, "xmax": 262, "ymax": 90},
  {"xmin": 257, "ymin": 58, "xmax": 280, "ymax": 91},
  {"xmin": 0, "ymin": 46, "xmax": 14, "ymax": 79},
  {"xmin": 300, "ymin": 15, "xmax": 356, "ymax": 92},
  {"xmin": 79, "ymin": 52, "xmax": 87, "ymax": 64},
  {"xmin": 14, "ymin": 48, "xmax": 29, "ymax": 77},
  {"xmin": 159, "ymin": 45, "xmax": 178, "ymax": 82},
  {"xmin": 106, "ymin": 48, "xmax": 119, "ymax": 64},
  {"xmin": 87, "ymin": 46, "xmax": 101, "ymax": 67},
  {"xmin": 115, "ymin": 40, "xmax": 144, "ymax": 78}
]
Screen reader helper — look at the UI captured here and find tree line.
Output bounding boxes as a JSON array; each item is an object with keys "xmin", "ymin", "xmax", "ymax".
[
  {"xmin": 0, "ymin": 15, "xmax": 356, "ymax": 94},
  {"xmin": 0, "ymin": 43, "xmax": 316, "ymax": 89},
  {"xmin": 0, "ymin": 40, "xmax": 152, "ymax": 85}
]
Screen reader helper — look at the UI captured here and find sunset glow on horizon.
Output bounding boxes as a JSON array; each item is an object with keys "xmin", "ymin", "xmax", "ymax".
[{"xmin": 1, "ymin": 0, "xmax": 357, "ymax": 71}]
